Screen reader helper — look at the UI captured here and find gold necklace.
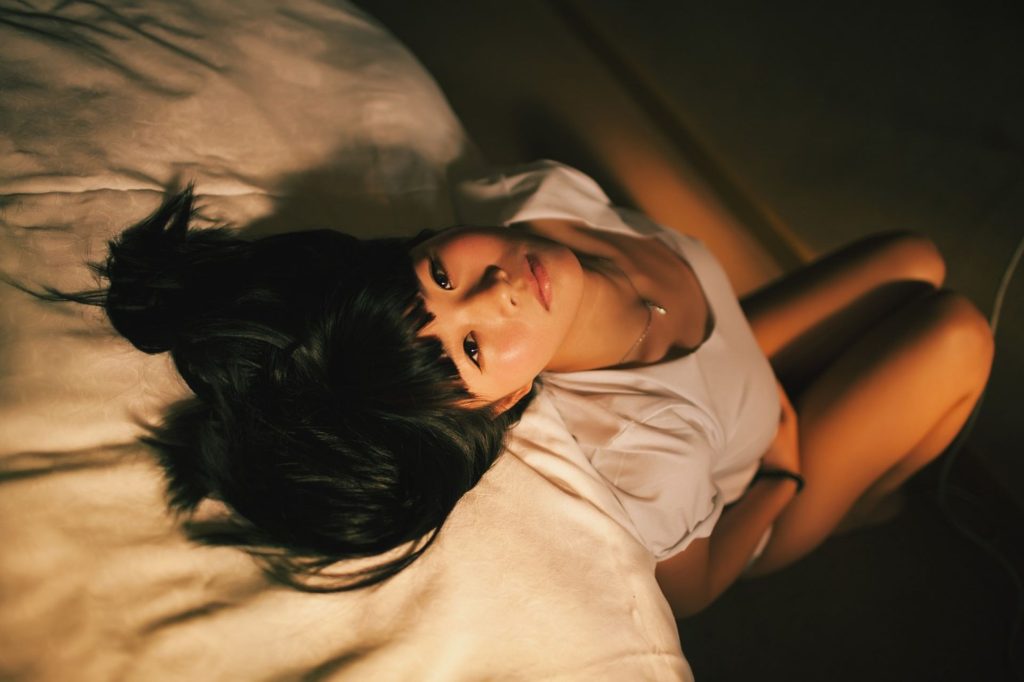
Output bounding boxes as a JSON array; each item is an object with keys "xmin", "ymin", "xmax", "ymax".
[{"xmin": 618, "ymin": 275, "xmax": 668, "ymax": 363}]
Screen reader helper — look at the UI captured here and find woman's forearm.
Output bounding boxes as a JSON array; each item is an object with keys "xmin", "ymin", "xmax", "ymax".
[
  {"xmin": 656, "ymin": 477, "xmax": 797, "ymax": 618},
  {"xmin": 705, "ymin": 477, "xmax": 796, "ymax": 600}
]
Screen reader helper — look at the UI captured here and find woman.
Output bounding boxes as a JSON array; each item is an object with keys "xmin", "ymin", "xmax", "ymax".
[
  {"xmin": 47, "ymin": 162, "xmax": 994, "ymax": 612},
  {"xmin": 411, "ymin": 162, "xmax": 993, "ymax": 616}
]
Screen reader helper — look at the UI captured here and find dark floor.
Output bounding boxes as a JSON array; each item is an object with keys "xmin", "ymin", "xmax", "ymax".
[
  {"xmin": 679, "ymin": 450, "xmax": 1024, "ymax": 681},
  {"xmin": 355, "ymin": 1, "xmax": 1024, "ymax": 679}
]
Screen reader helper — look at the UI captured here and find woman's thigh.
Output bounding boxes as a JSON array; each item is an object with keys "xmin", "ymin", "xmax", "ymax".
[
  {"xmin": 749, "ymin": 289, "xmax": 994, "ymax": 573},
  {"xmin": 741, "ymin": 231, "xmax": 945, "ymax": 393}
]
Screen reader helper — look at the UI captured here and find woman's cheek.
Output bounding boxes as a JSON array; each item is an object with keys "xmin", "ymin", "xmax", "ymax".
[{"xmin": 493, "ymin": 322, "xmax": 549, "ymax": 379}]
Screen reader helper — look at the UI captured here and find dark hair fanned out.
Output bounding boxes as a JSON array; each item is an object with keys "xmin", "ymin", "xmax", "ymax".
[{"xmin": 42, "ymin": 187, "xmax": 526, "ymax": 590}]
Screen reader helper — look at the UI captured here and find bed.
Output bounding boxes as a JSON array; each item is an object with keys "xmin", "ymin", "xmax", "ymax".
[{"xmin": 0, "ymin": 2, "xmax": 718, "ymax": 679}]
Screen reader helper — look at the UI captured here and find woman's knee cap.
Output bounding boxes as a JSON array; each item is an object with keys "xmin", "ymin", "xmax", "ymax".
[
  {"xmin": 928, "ymin": 291, "xmax": 995, "ymax": 375},
  {"xmin": 883, "ymin": 232, "xmax": 946, "ymax": 288}
]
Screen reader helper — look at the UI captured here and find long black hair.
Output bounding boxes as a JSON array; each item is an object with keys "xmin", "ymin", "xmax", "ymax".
[{"xmin": 37, "ymin": 187, "xmax": 531, "ymax": 590}]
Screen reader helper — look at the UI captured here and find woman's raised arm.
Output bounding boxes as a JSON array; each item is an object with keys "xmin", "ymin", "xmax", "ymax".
[
  {"xmin": 655, "ymin": 382, "xmax": 800, "ymax": 618},
  {"xmin": 655, "ymin": 478, "xmax": 798, "ymax": 618}
]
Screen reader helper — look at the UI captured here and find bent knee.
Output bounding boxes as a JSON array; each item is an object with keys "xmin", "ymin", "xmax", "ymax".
[
  {"xmin": 925, "ymin": 290, "xmax": 995, "ymax": 378},
  {"xmin": 877, "ymin": 231, "xmax": 946, "ymax": 288}
]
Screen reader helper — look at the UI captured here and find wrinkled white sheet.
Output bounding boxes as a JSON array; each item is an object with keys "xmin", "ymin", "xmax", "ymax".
[{"xmin": 0, "ymin": 1, "xmax": 689, "ymax": 680}]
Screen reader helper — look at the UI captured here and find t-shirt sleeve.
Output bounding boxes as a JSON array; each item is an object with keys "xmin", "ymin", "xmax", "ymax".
[{"xmin": 590, "ymin": 407, "xmax": 724, "ymax": 561}]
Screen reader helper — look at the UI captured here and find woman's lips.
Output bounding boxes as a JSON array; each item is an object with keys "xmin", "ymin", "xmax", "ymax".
[{"xmin": 526, "ymin": 253, "xmax": 552, "ymax": 310}]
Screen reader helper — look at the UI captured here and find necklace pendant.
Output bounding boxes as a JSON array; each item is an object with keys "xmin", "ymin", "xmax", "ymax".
[{"xmin": 646, "ymin": 300, "xmax": 667, "ymax": 315}]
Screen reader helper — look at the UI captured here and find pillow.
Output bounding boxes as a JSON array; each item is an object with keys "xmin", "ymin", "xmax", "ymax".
[
  {"xmin": 0, "ymin": 0, "xmax": 479, "ymax": 230},
  {"xmin": 0, "ymin": 0, "xmax": 481, "ymax": 456},
  {"xmin": 0, "ymin": 2, "xmax": 690, "ymax": 679}
]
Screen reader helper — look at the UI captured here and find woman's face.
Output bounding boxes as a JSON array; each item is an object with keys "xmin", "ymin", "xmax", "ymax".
[{"xmin": 410, "ymin": 226, "xmax": 584, "ymax": 409}]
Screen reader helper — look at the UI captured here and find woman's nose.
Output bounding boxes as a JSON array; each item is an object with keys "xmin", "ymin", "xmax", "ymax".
[{"xmin": 473, "ymin": 265, "xmax": 517, "ymax": 315}]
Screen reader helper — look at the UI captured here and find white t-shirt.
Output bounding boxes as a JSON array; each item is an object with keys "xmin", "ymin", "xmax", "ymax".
[{"xmin": 458, "ymin": 161, "xmax": 781, "ymax": 561}]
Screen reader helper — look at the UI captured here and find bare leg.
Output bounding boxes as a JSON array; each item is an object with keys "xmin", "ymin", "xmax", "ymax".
[
  {"xmin": 742, "ymin": 231, "xmax": 946, "ymax": 393},
  {"xmin": 747, "ymin": 289, "xmax": 994, "ymax": 574}
]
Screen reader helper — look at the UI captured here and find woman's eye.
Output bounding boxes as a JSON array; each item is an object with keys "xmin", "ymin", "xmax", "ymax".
[
  {"xmin": 430, "ymin": 258, "xmax": 452, "ymax": 290},
  {"xmin": 463, "ymin": 334, "xmax": 480, "ymax": 367}
]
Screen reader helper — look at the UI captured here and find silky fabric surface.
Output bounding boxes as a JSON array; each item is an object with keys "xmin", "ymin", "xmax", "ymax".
[{"xmin": 0, "ymin": 3, "xmax": 690, "ymax": 680}]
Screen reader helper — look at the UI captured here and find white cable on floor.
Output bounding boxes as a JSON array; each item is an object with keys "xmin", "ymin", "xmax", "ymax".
[{"xmin": 935, "ymin": 231, "xmax": 1024, "ymax": 680}]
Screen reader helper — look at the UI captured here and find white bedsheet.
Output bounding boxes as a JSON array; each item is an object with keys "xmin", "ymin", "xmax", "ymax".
[{"xmin": 0, "ymin": 1, "xmax": 689, "ymax": 679}]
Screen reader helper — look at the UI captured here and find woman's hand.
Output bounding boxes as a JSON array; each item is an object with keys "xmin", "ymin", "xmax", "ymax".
[
  {"xmin": 761, "ymin": 381, "xmax": 800, "ymax": 474},
  {"xmin": 659, "ymin": 380, "xmax": 803, "ymax": 617}
]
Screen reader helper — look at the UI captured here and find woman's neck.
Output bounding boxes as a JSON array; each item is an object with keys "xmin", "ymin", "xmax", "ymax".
[
  {"xmin": 521, "ymin": 217, "xmax": 712, "ymax": 374},
  {"xmin": 544, "ymin": 258, "xmax": 653, "ymax": 372}
]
